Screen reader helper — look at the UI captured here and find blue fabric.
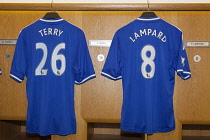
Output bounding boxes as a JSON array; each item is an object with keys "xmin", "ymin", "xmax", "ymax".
[
  {"xmin": 10, "ymin": 18, "xmax": 95, "ymax": 136},
  {"xmin": 102, "ymin": 17, "xmax": 191, "ymax": 134}
]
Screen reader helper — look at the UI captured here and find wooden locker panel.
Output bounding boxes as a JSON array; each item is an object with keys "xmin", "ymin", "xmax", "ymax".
[
  {"xmin": 0, "ymin": 11, "xmax": 44, "ymax": 39},
  {"xmin": 81, "ymin": 11, "xmax": 144, "ymax": 122},
  {"xmin": 0, "ymin": 45, "xmax": 27, "ymax": 120},
  {"xmin": 176, "ymin": 47, "xmax": 210, "ymax": 123},
  {"xmin": 0, "ymin": 11, "xmax": 49, "ymax": 120},
  {"xmin": 175, "ymin": 11, "xmax": 210, "ymax": 124}
]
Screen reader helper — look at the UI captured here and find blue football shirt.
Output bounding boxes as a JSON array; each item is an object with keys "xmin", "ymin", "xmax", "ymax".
[
  {"xmin": 102, "ymin": 17, "xmax": 191, "ymax": 134},
  {"xmin": 10, "ymin": 18, "xmax": 96, "ymax": 136}
]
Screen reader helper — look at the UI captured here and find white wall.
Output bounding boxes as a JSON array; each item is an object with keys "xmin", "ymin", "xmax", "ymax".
[{"xmin": 0, "ymin": 0, "xmax": 210, "ymax": 3}]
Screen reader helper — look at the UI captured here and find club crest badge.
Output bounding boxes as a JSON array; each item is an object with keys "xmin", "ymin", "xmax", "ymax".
[{"xmin": 181, "ymin": 57, "xmax": 185, "ymax": 66}]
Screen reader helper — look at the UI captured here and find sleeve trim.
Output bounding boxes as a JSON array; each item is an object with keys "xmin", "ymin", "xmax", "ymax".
[
  {"xmin": 177, "ymin": 69, "xmax": 183, "ymax": 72},
  {"xmin": 101, "ymin": 72, "xmax": 122, "ymax": 80},
  {"xmin": 177, "ymin": 69, "xmax": 191, "ymax": 74},
  {"xmin": 177, "ymin": 69, "xmax": 191, "ymax": 80},
  {"xmin": 183, "ymin": 75, "xmax": 191, "ymax": 80},
  {"xmin": 75, "ymin": 74, "xmax": 96, "ymax": 85},
  {"xmin": 183, "ymin": 71, "xmax": 191, "ymax": 74},
  {"xmin": 10, "ymin": 74, "xmax": 22, "ymax": 82}
]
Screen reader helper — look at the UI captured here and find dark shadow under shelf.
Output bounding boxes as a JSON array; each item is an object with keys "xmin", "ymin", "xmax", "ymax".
[
  {"xmin": 90, "ymin": 134, "xmax": 143, "ymax": 140},
  {"xmin": 10, "ymin": 132, "xmax": 51, "ymax": 140}
]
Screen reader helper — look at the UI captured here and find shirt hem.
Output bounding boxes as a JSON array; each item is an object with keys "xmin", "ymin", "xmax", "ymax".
[
  {"xmin": 121, "ymin": 127, "xmax": 175, "ymax": 134},
  {"xmin": 75, "ymin": 74, "xmax": 96, "ymax": 85},
  {"xmin": 101, "ymin": 72, "xmax": 122, "ymax": 81},
  {"xmin": 26, "ymin": 130, "xmax": 76, "ymax": 136}
]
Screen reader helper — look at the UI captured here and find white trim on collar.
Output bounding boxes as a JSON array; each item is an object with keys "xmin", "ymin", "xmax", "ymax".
[
  {"xmin": 40, "ymin": 18, "xmax": 64, "ymax": 22},
  {"xmin": 137, "ymin": 17, "xmax": 160, "ymax": 21}
]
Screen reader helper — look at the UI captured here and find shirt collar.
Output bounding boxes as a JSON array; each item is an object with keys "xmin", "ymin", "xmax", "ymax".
[
  {"xmin": 137, "ymin": 16, "xmax": 160, "ymax": 21},
  {"xmin": 40, "ymin": 18, "xmax": 64, "ymax": 22}
]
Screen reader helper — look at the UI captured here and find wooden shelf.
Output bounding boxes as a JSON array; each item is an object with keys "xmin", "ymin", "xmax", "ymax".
[{"xmin": 0, "ymin": 3, "xmax": 210, "ymax": 11}]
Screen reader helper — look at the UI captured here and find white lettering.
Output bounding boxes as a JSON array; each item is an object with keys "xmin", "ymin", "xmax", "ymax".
[
  {"xmin": 140, "ymin": 29, "xmax": 147, "ymax": 36},
  {"xmin": 161, "ymin": 36, "xmax": 167, "ymax": 42},
  {"xmin": 48, "ymin": 28, "xmax": 52, "ymax": 35},
  {"xmin": 151, "ymin": 30, "xmax": 157, "ymax": 37},
  {"xmin": 147, "ymin": 29, "xmax": 152, "ymax": 36},
  {"xmin": 129, "ymin": 29, "xmax": 167, "ymax": 43},
  {"xmin": 39, "ymin": 30, "xmax": 43, "ymax": 37},
  {"xmin": 129, "ymin": 37, "xmax": 135, "ymax": 42},
  {"xmin": 58, "ymin": 30, "xmax": 64, "ymax": 36},
  {"xmin": 134, "ymin": 32, "xmax": 140, "ymax": 39},
  {"xmin": 38, "ymin": 28, "xmax": 64, "ymax": 37},
  {"xmin": 157, "ymin": 31, "xmax": 163, "ymax": 39},
  {"xmin": 53, "ymin": 28, "xmax": 58, "ymax": 36},
  {"xmin": 43, "ymin": 28, "xmax": 47, "ymax": 35}
]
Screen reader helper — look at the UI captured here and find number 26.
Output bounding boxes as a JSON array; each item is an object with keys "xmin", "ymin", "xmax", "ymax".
[{"xmin": 35, "ymin": 43, "xmax": 66, "ymax": 76}]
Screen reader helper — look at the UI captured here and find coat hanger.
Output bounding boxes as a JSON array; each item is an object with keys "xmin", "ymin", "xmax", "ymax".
[
  {"xmin": 140, "ymin": 0, "xmax": 157, "ymax": 17},
  {"xmin": 43, "ymin": 0, "xmax": 61, "ymax": 19}
]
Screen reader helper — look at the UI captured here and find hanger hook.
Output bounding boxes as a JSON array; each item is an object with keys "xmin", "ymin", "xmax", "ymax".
[
  {"xmin": 51, "ymin": 0, "xmax": 55, "ymax": 12},
  {"xmin": 147, "ymin": 0, "xmax": 150, "ymax": 12}
]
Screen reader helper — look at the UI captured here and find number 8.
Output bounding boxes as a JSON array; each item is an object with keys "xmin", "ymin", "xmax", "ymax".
[{"xmin": 141, "ymin": 45, "xmax": 156, "ymax": 79}]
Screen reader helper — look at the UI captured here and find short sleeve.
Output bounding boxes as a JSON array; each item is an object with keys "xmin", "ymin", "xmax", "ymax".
[
  {"xmin": 101, "ymin": 32, "xmax": 122, "ymax": 80},
  {"xmin": 73, "ymin": 32, "xmax": 96, "ymax": 85},
  {"xmin": 173, "ymin": 32, "xmax": 191, "ymax": 80},
  {"xmin": 10, "ymin": 30, "xmax": 27, "ymax": 83}
]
